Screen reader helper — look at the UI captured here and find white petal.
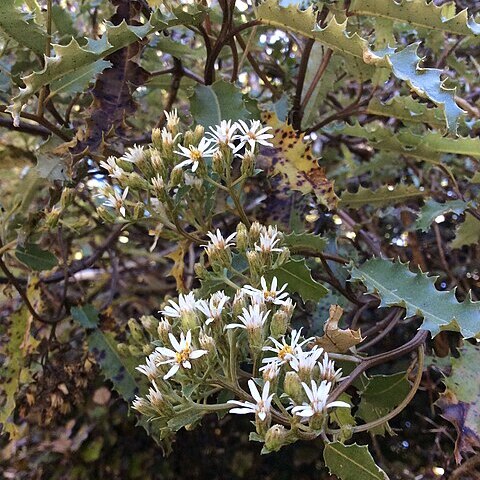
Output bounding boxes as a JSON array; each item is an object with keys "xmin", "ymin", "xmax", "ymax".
[
  {"xmin": 164, "ymin": 364, "xmax": 179, "ymax": 380},
  {"xmin": 190, "ymin": 349, "xmax": 207, "ymax": 359},
  {"xmin": 327, "ymin": 401, "xmax": 350, "ymax": 409},
  {"xmin": 182, "ymin": 360, "xmax": 192, "ymax": 369},
  {"xmin": 229, "ymin": 407, "xmax": 255, "ymax": 415},
  {"xmin": 248, "ymin": 379, "xmax": 262, "ymax": 403}
]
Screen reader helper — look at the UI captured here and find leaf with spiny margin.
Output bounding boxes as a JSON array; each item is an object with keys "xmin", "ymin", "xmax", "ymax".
[
  {"xmin": 259, "ymin": 111, "xmax": 338, "ymax": 209},
  {"xmin": 189, "ymin": 80, "xmax": 251, "ymax": 128},
  {"xmin": 350, "ymin": 258, "xmax": 480, "ymax": 337},
  {"xmin": 0, "ymin": 0, "xmax": 47, "ymax": 56},
  {"xmin": 323, "ymin": 442, "xmax": 389, "ymax": 480},
  {"xmin": 386, "ymin": 43, "xmax": 464, "ymax": 134},
  {"xmin": 340, "ymin": 185, "xmax": 425, "ymax": 208},
  {"xmin": 367, "ymin": 96, "xmax": 446, "ymax": 129},
  {"xmin": 329, "ymin": 121, "xmax": 480, "ymax": 161},
  {"xmin": 46, "ymin": 59, "xmax": 112, "ymax": 102},
  {"xmin": 88, "ymin": 329, "xmax": 141, "ymax": 402},
  {"xmin": 283, "ymin": 232, "xmax": 327, "ymax": 256},
  {"xmin": 436, "ymin": 343, "xmax": 480, "ymax": 463},
  {"xmin": 267, "ymin": 258, "xmax": 328, "ymax": 303},
  {"xmin": 415, "ymin": 199, "xmax": 468, "ymax": 232},
  {"xmin": 350, "ymin": 0, "xmax": 480, "ymax": 36},
  {"xmin": 451, "ymin": 212, "xmax": 480, "ymax": 249}
]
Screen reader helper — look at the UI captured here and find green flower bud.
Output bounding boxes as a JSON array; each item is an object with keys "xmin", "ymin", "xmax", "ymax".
[
  {"xmin": 140, "ymin": 315, "xmax": 158, "ymax": 334},
  {"xmin": 193, "ymin": 125, "xmax": 205, "ymax": 144},
  {"xmin": 183, "ymin": 130, "xmax": 195, "ymax": 148},
  {"xmin": 169, "ymin": 166, "xmax": 184, "ymax": 187},
  {"xmin": 246, "ymin": 250, "xmax": 262, "ymax": 280},
  {"xmin": 151, "ymin": 128, "xmax": 162, "ymax": 148},
  {"xmin": 236, "ymin": 223, "xmax": 248, "ymax": 251},
  {"xmin": 194, "ymin": 262, "xmax": 208, "ymax": 279},
  {"xmin": 249, "ymin": 221, "xmax": 263, "ymax": 244},
  {"xmin": 97, "ymin": 206, "xmax": 116, "ymax": 223},
  {"xmin": 45, "ymin": 207, "xmax": 61, "ymax": 228},
  {"xmin": 270, "ymin": 310, "xmax": 289, "ymax": 337},
  {"xmin": 124, "ymin": 172, "xmax": 149, "ymax": 190},
  {"xmin": 180, "ymin": 311, "xmax": 198, "ymax": 332},
  {"xmin": 199, "ymin": 330, "xmax": 216, "ymax": 353},
  {"xmin": 60, "ymin": 188, "xmax": 75, "ymax": 209},
  {"xmin": 212, "ymin": 150, "xmax": 225, "ymax": 177},
  {"xmin": 309, "ymin": 412, "xmax": 324, "ymax": 431},
  {"xmin": 116, "ymin": 158, "xmax": 134, "ymax": 172},
  {"xmin": 240, "ymin": 150, "xmax": 255, "ymax": 177},
  {"xmin": 128, "ymin": 344, "xmax": 143, "ymax": 357},
  {"xmin": 150, "ymin": 149, "xmax": 165, "ymax": 174},
  {"xmin": 117, "ymin": 343, "xmax": 130, "ymax": 357},
  {"xmin": 284, "ymin": 371, "xmax": 304, "ymax": 405},
  {"xmin": 133, "ymin": 202, "xmax": 145, "ymax": 220},
  {"xmin": 264, "ymin": 425, "xmax": 293, "ymax": 452},
  {"xmin": 274, "ymin": 248, "xmax": 290, "ymax": 268},
  {"xmin": 157, "ymin": 319, "xmax": 171, "ymax": 344}
]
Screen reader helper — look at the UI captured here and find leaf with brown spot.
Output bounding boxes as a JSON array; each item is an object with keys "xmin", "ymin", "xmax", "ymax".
[
  {"xmin": 315, "ymin": 305, "xmax": 363, "ymax": 353},
  {"xmin": 436, "ymin": 343, "xmax": 480, "ymax": 463},
  {"xmin": 165, "ymin": 242, "xmax": 189, "ymax": 293},
  {"xmin": 258, "ymin": 112, "xmax": 338, "ymax": 209}
]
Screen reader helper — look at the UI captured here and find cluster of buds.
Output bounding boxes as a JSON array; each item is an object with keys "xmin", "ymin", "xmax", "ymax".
[{"xmin": 131, "ymin": 224, "xmax": 349, "ymax": 452}]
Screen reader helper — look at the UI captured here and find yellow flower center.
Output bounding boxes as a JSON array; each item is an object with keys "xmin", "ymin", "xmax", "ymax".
[
  {"xmin": 190, "ymin": 149, "xmax": 202, "ymax": 161},
  {"xmin": 278, "ymin": 345, "xmax": 293, "ymax": 360},
  {"xmin": 264, "ymin": 290, "xmax": 276, "ymax": 301},
  {"xmin": 175, "ymin": 346, "xmax": 191, "ymax": 364},
  {"xmin": 247, "ymin": 132, "xmax": 257, "ymax": 139}
]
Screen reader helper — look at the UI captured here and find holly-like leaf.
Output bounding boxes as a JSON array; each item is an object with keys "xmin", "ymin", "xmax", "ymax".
[
  {"xmin": 350, "ymin": 0, "xmax": 480, "ymax": 36},
  {"xmin": 259, "ymin": 112, "xmax": 338, "ymax": 209},
  {"xmin": 16, "ymin": 243, "xmax": 58, "ymax": 271},
  {"xmin": 267, "ymin": 259, "xmax": 328, "ymax": 303},
  {"xmin": 436, "ymin": 343, "xmax": 480, "ymax": 463},
  {"xmin": 0, "ymin": 0, "xmax": 47, "ymax": 56},
  {"xmin": 283, "ymin": 232, "xmax": 327, "ymax": 255},
  {"xmin": 314, "ymin": 305, "xmax": 363, "ymax": 353},
  {"xmin": 350, "ymin": 258, "xmax": 480, "ymax": 337},
  {"xmin": 323, "ymin": 442, "xmax": 389, "ymax": 480},
  {"xmin": 340, "ymin": 185, "xmax": 425, "ymax": 209},
  {"xmin": 189, "ymin": 80, "xmax": 250, "ymax": 128},
  {"xmin": 415, "ymin": 199, "xmax": 468, "ymax": 232},
  {"xmin": 451, "ymin": 212, "xmax": 480, "ymax": 249}
]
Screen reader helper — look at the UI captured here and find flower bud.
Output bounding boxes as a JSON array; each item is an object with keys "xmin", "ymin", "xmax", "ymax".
[
  {"xmin": 270, "ymin": 311, "xmax": 289, "ymax": 337},
  {"xmin": 117, "ymin": 343, "xmax": 130, "ymax": 357},
  {"xmin": 116, "ymin": 158, "xmax": 134, "ymax": 172},
  {"xmin": 249, "ymin": 221, "xmax": 263, "ymax": 244},
  {"xmin": 199, "ymin": 330, "xmax": 215, "ymax": 353},
  {"xmin": 264, "ymin": 425, "xmax": 293, "ymax": 452},
  {"xmin": 309, "ymin": 412, "xmax": 325, "ymax": 431},
  {"xmin": 262, "ymin": 362, "xmax": 280, "ymax": 391},
  {"xmin": 128, "ymin": 344, "xmax": 143, "ymax": 356},
  {"xmin": 132, "ymin": 396, "xmax": 151, "ymax": 415},
  {"xmin": 240, "ymin": 150, "xmax": 255, "ymax": 177},
  {"xmin": 150, "ymin": 149, "xmax": 165, "ymax": 174},
  {"xmin": 60, "ymin": 188, "xmax": 75, "ymax": 209},
  {"xmin": 236, "ymin": 223, "xmax": 248, "ymax": 251},
  {"xmin": 232, "ymin": 290, "xmax": 246, "ymax": 317},
  {"xmin": 274, "ymin": 248, "xmax": 290, "ymax": 268},
  {"xmin": 124, "ymin": 172, "xmax": 149, "ymax": 190},
  {"xmin": 151, "ymin": 128, "xmax": 162, "ymax": 148},
  {"xmin": 212, "ymin": 150, "xmax": 225, "ymax": 177},
  {"xmin": 193, "ymin": 125, "xmax": 205, "ymax": 144},
  {"xmin": 183, "ymin": 130, "xmax": 195, "ymax": 148},
  {"xmin": 45, "ymin": 206, "xmax": 61, "ymax": 228},
  {"xmin": 180, "ymin": 311, "xmax": 198, "ymax": 332},
  {"xmin": 284, "ymin": 371, "xmax": 304, "ymax": 404},
  {"xmin": 157, "ymin": 319, "xmax": 171, "ymax": 344},
  {"xmin": 170, "ymin": 166, "xmax": 184, "ymax": 187},
  {"xmin": 246, "ymin": 250, "xmax": 262, "ymax": 279},
  {"xmin": 97, "ymin": 206, "xmax": 116, "ymax": 223},
  {"xmin": 142, "ymin": 344, "xmax": 154, "ymax": 355},
  {"xmin": 140, "ymin": 315, "xmax": 158, "ymax": 334},
  {"xmin": 133, "ymin": 202, "xmax": 145, "ymax": 220}
]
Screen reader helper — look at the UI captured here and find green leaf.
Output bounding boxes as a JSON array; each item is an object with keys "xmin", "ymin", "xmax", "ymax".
[
  {"xmin": 71, "ymin": 304, "xmax": 99, "ymax": 329},
  {"xmin": 386, "ymin": 43, "xmax": 464, "ymax": 134},
  {"xmin": 47, "ymin": 59, "xmax": 112, "ymax": 102},
  {"xmin": 324, "ymin": 442, "xmax": 389, "ymax": 480},
  {"xmin": 283, "ymin": 232, "xmax": 327, "ymax": 255},
  {"xmin": 415, "ymin": 199, "xmax": 468, "ymax": 232},
  {"xmin": 16, "ymin": 243, "xmax": 58, "ymax": 271},
  {"xmin": 167, "ymin": 406, "xmax": 205, "ymax": 431},
  {"xmin": 340, "ymin": 185, "xmax": 425, "ymax": 208},
  {"xmin": 350, "ymin": 0, "xmax": 480, "ymax": 36},
  {"xmin": 87, "ymin": 330, "xmax": 140, "ymax": 402},
  {"xmin": 451, "ymin": 213, "xmax": 480, "ymax": 249},
  {"xmin": 350, "ymin": 258, "xmax": 480, "ymax": 337},
  {"xmin": 0, "ymin": 0, "xmax": 47, "ymax": 56},
  {"xmin": 189, "ymin": 80, "xmax": 250, "ymax": 128},
  {"xmin": 268, "ymin": 259, "xmax": 328, "ymax": 303},
  {"xmin": 436, "ymin": 344, "xmax": 480, "ymax": 462}
]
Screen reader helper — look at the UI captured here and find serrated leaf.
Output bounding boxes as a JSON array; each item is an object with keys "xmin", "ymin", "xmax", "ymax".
[
  {"xmin": 16, "ymin": 243, "xmax": 58, "ymax": 271},
  {"xmin": 189, "ymin": 80, "xmax": 250, "ymax": 128},
  {"xmin": 167, "ymin": 406, "xmax": 205, "ymax": 431},
  {"xmin": 324, "ymin": 442, "xmax": 389, "ymax": 480},
  {"xmin": 0, "ymin": 0, "xmax": 47, "ymax": 55},
  {"xmin": 259, "ymin": 112, "xmax": 338, "ymax": 209},
  {"xmin": 415, "ymin": 199, "xmax": 468, "ymax": 232},
  {"xmin": 267, "ymin": 259, "xmax": 328, "ymax": 303},
  {"xmin": 340, "ymin": 185, "xmax": 425, "ymax": 208},
  {"xmin": 386, "ymin": 43, "xmax": 464, "ymax": 134},
  {"xmin": 350, "ymin": 258, "xmax": 480, "ymax": 337},
  {"xmin": 436, "ymin": 344, "xmax": 480, "ymax": 463},
  {"xmin": 88, "ymin": 330, "xmax": 141, "ymax": 402},
  {"xmin": 71, "ymin": 304, "xmax": 99, "ymax": 329},
  {"xmin": 350, "ymin": 0, "xmax": 480, "ymax": 36},
  {"xmin": 283, "ymin": 232, "xmax": 327, "ymax": 255},
  {"xmin": 451, "ymin": 213, "xmax": 480, "ymax": 249}
]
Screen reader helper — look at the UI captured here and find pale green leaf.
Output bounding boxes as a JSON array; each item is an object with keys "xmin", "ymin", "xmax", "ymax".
[
  {"xmin": 415, "ymin": 199, "xmax": 468, "ymax": 232},
  {"xmin": 283, "ymin": 232, "xmax": 327, "ymax": 255},
  {"xmin": 451, "ymin": 213, "xmax": 480, "ymax": 249},
  {"xmin": 350, "ymin": 258, "xmax": 480, "ymax": 337},
  {"xmin": 340, "ymin": 185, "xmax": 425, "ymax": 208},
  {"xmin": 189, "ymin": 80, "xmax": 250, "ymax": 128},
  {"xmin": 324, "ymin": 442, "xmax": 389, "ymax": 480}
]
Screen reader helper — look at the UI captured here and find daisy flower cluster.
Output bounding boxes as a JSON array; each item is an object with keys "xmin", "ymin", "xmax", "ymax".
[
  {"xmin": 95, "ymin": 111, "xmax": 273, "ymax": 237},
  {"xmin": 131, "ymin": 223, "xmax": 349, "ymax": 452}
]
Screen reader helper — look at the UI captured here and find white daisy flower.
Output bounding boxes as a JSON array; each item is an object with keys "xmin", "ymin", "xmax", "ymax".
[
  {"xmin": 203, "ymin": 229, "xmax": 237, "ymax": 251},
  {"xmin": 262, "ymin": 329, "xmax": 314, "ymax": 366},
  {"xmin": 225, "ymin": 304, "xmax": 270, "ymax": 332},
  {"xmin": 136, "ymin": 351, "xmax": 162, "ymax": 381},
  {"xmin": 156, "ymin": 330, "xmax": 207, "ymax": 380},
  {"xmin": 121, "ymin": 145, "xmax": 145, "ymax": 163},
  {"xmin": 161, "ymin": 292, "xmax": 198, "ymax": 319},
  {"xmin": 207, "ymin": 120, "xmax": 238, "ymax": 149},
  {"xmin": 146, "ymin": 380, "xmax": 165, "ymax": 409},
  {"xmin": 161, "ymin": 127, "xmax": 181, "ymax": 147},
  {"xmin": 99, "ymin": 156, "xmax": 124, "ymax": 179},
  {"xmin": 103, "ymin": 186, "xmax": 129, "ymax": 217},
  {"xmin": 290, "ymin": 347, "xmax": 324, "ymax": 379},
  {"xmin": 175, "ymin": 137, "xmax": 216, "ymax": 172},
  {"xmin": 318, "ymin": 353, "xmax": 344, "ymax": 384},
  {"xmin": 255, "ymin": 226, "xmax": 283, "ymax": 254},
  {"xmin": 228, "ymin": 380, "xmax": 274, "ymax": 421},
  {"xmin": 165, "ymin": 108, "xmax": 180, "ymax": 132},
  {"xmin": 291, "ymin": 380, "xmax": 350, "ymax": 418},
  {"xmin": 243, "ymin": 276, "xmax": 289, "ymax": 306},
  {"xmin": 260, "ymin": 361, "xmax": 281, "ymax": 383},
  {"xmin": 234, "ymin": 119, "xmax": 274, "ymax": 152},
  {"xmin": 197, "ymin": 291, "xmax": 230, "ymax": 325}
]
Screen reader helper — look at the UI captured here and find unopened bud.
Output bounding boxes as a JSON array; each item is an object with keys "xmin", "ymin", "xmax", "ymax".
[
  {"xmin": 264, "ymin": 425, "xmax": 293, "ymax": 452},
  {"xmin": 128, "ymin": 344, "xmax": 143, "ymax": 356},
  {"xmin": 152, "ymin": 128, "xmax": 162, "ymax": 148},
  {"xmin": 212, "ymin": 150, "xmax": 224, "ymax": 176},
  {"xmin": 132, "ymin": 396, "xmax": 151, "ymax": 415},
  {"xmin": 117, "ymin": 343, "xmax": 130, "ymax": 356},
  {"xmin": 193, "ymin": 125, "xmax": 205, "ymax": 144},
  {"xmin": 150, "ymin": 149, "xmax": 165, "ymax": 174},
  {"xmin": 61, "ymin": 188, "xmax": 75, "ymax": 209},
  {"xmin": 180, "ymin": 311, "xmax": 198, "ymax": 332},
  {"xmin": 140, "ymin": 315, "xmax": 158, "ymax": 334},
  {"xmin": 194, "ymin": 262, "xmax": 208, "ymax": 279},
  {"xmin": 240, "ymin": 150, "xmax": 255, "ymax": 177},
  {"xmin": 270, "ymin": 311, "xmax": 289, "ymax": 337},
  {"xmin": 183, "ymin": 131, "xmax": 195, "ymax": 148},
  {"xmin": 249, "ymin": 222, "xmax": 263, "ymax": 244},
  {"xmin": 124, "ymin": 172, "xmax": 149, "ymax": 190},
  {"xmin": 133, "ymin": 202, "xmax": 145, "ymax": 219},
  {"xmin": 275, "ymin": 248, "xmax": 290, "ymax": 267},
  {"xmin": 199, "ymin": 330, "xmax": 215, "ymax": 353},
  {"xmin": 116, "ymin": 158, "xmax": 134, "ymax": 172},
  {"xmin": 97, "ymin": 206, "xmax": 116, "ymax": 223},
  {"xmin": 45, "ymin": 206, "xmax": 61, "ymax": 228},
  {"xmin": 157, "ymin": 319, "xmax": 172, "ymax": 344},
  {"xmin": 284, "ymin": 371, "xmax": 304, "ymax": 404},
  {"xmin": 236, "ymin": 223, "xmax": 248, "ymax": 251},
  {"xmin": 170, "ymin": 166, "xmax": 184, "ymax": 186},
  {"xmin": 232, "ymin": 290, "xmax": 246, "ymax": 317},
  {"xmin": 309, "ymin": 412, "xmax": 325, "ymax": 431},
  {"xmin": 246, "ymin": 250, "xmax": 262, "ymax": 279},
  {"xmin": 262, "ymin": 362, "xmax": 280, "ymax": 390}
]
